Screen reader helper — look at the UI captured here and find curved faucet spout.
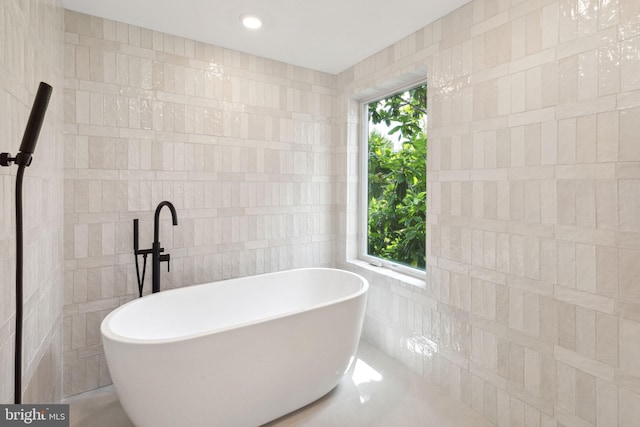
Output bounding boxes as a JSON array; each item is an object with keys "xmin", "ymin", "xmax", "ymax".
[
  {"xmin": 154, "ymin": 201, "xmax": 178, "ymax": 242},
  {"xmin": 152, "ymin": 201, "xmax": 178, "ymax": 293}
]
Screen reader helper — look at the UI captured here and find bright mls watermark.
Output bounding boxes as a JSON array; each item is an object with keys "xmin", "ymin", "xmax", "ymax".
[{"xmin": 0, "ymin": 405, "xmax": 69, "ymax": 426}]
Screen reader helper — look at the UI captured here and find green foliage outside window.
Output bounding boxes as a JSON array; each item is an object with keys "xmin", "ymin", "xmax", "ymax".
[{"xmin": 367, "ymin": 85, "xmax": 427, "ymax": 269}]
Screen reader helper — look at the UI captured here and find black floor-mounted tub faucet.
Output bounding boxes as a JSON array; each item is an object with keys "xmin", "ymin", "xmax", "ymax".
[{"xmin": 133, "ymin": 201, "xmax": 178, "ymax": 296}]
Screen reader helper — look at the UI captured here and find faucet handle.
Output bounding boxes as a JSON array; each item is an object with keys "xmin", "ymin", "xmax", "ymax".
[
  {"xmin": 160, "ymin": 253, "xmax": 171, "ymax": 272},
  {"xmin": 133, "ymin": 219, "xmax": 139, "ymax": 252}
]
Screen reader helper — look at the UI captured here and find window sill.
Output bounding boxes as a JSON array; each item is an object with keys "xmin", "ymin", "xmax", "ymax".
[{"xmin": 346, "ymin": 259, "xmax": 426, "ymax": 289}]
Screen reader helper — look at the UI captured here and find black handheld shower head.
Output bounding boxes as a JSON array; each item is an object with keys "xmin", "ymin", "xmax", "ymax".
[
  {"xmin": 0, "ymin": 82, "xmax": 53, "ymax": 168},
  {"xmin": 17, "ymin": 82, "xmax": 52, "ymax": 163}
]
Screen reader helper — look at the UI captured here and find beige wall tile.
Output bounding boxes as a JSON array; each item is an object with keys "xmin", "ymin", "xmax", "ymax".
[
  {"xmin": 620, "ymin": 318, "xmax": 640, "ymax": 378},
  {"xmin": 575, "ymin": 307, "xmax": 596, "ymax": 359},
  {"xmin": 557, "ymin": 241, "xmax": 576, "ymax": 289},
  {"xmin": 576, "ymin": 244, "xmax": 596, "ymax": 293},
  {"xmin": 619, "ymin": 387, "xmax": 640, "ymax": 427},
  {"xmin": 557, "ymin": 362, "xmax": 576, "ymax": 413},
  {"xmin": 596, "ymin": 378, "xmax": 618, "ymax": 427},
  {"xmin": 619, "ymin": 249, "xmax": 640, "ymax": 304},
  {"xmin": 558, "ymin": 301, "xmax": 577, "ymax": 351},
  {"xmin": 596, "ymin": 245, "xmax": 618, "ymax": 298},
  {"xmin": 596, "ymin": 312, "xmax": 618, "ymax": 367},
  {"xmin": 620, "ymin": 37, "xmax": 640, "ymax": 92},
  {"xmin": 619, "ymin": 180, "xmax": 640, "ymax": 232},
  {"xmin": 595, "ymin": 179, "xmax": 618, "ymax": 230},
  {"xmin": 575, "ymin": 370, "xmax": 597, "ymax": 424}
]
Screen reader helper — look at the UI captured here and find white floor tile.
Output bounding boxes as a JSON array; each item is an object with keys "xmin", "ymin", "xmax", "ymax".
[{"xmin": 64, "ymin": 340, "xmax": 495, "ymax": 427}]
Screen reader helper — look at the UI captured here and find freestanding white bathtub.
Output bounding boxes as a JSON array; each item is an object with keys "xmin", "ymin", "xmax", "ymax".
[{"xmin": 101, "ymin": 268, "xmax": 368, "ymax": 427}]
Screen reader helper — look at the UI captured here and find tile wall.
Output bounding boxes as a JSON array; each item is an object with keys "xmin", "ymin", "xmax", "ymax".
[
  {"xmin": 0, "ymin": 0, "xmax": 65, "ymax": 403},
  {"xmin": 337, "ymin": 0, "xmax": 640, "ymax": 426},
  {"xmin": 62, "ymin": 11, "xmax": 337, "ymax": 396}
]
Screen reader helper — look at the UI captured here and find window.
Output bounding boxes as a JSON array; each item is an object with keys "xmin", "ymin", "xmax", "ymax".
[{"xmin": 361, "ymin": 83, "xmax": 427, "ymax": 275}]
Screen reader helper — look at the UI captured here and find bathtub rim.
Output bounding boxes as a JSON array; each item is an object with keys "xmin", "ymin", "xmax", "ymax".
[{"xmin": 101, "ymin": 267, "xmax": 368, "ymax": 345}]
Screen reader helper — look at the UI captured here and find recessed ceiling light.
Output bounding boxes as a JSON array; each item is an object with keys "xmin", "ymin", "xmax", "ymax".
[{"xmin": 241, "ymin": 14, "xmax": 262, "ymax": 30}]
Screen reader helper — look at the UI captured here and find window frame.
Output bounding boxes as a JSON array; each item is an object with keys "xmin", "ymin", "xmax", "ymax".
[{"xmin": 358, "ymin": 81, "xmax": 428, "ymax": 280}]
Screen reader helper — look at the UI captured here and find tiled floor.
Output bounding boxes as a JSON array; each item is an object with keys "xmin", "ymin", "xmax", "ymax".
[{"xmin": 64, "ymin": 340, "xmax": 495, "ymax": 427}]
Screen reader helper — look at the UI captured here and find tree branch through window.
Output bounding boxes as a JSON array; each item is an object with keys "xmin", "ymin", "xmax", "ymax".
[{"xmin": 366, "ymin": 84, "xmax": 427, "ymax": 270}]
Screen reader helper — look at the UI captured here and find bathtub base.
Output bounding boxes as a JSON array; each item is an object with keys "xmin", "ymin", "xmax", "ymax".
[{"xmin": 109, "ymin": 304, "xmax": 360, "ymax": 427}]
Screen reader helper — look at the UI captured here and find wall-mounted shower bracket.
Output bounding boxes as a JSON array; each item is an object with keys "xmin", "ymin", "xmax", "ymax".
[{"xmin": 0, "ymin": 152, "xmax": 33, "ymax": 167}]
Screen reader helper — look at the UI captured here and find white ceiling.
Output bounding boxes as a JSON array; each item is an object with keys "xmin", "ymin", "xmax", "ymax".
[{"xmin": 62, "ymin": 0, "xmax": 471, "ymax": 75}]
